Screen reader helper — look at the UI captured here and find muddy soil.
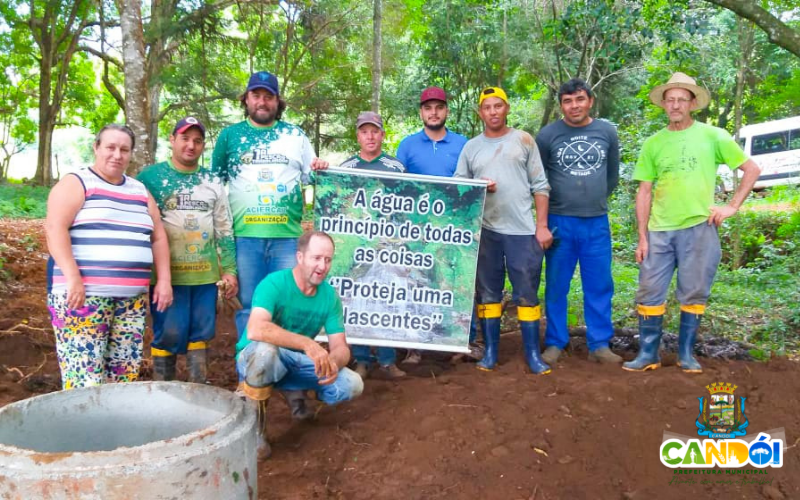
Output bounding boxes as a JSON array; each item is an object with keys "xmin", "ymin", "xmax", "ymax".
[{"xmin": 0, "ymin": 218, "xmax": 798, "ymax": 500}]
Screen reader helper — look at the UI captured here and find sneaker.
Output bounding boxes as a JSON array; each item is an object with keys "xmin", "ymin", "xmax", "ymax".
[
  {"xmin": 403, "ymin": 350, "xmax": 422, "ymax": 364},
  {"xmin": 354, "ymin": 362, "xmax": 369, "ymax": 379},
  {"xmin": 588, "ymin": 347, "xmax": 623, "ymax": 364},
  {"xmin": 541, "ymin": 346, "xmax": 563, "ymax": 365},
  {"xmin": 378, "ymin": 363, "xmax": 407, "ymax": 379}
]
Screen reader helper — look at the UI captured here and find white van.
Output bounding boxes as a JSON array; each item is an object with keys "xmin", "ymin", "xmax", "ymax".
[{"xmin": 718, "ymin": 116, "xmax": 800, "ymax": 192}]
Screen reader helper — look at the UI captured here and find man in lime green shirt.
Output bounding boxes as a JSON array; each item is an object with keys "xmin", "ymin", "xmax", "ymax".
[{"xmin": 623, "ymin": 73, "xmax": 760, "ymax": 374}]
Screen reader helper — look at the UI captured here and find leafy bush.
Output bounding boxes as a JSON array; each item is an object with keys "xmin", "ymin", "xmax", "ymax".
[{"xmin": 0, "ymin": 184, "xmax": 49, "ymax": 219}]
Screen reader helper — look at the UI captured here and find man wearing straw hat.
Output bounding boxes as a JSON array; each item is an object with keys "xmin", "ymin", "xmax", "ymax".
[{"xmin": 623, "ymin": 72, "xmax": 760, "ymax": 374}]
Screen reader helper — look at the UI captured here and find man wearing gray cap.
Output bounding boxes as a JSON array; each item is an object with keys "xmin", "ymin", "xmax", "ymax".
[
  {"xmin": 340, "ymin": 111, "xmax": 405, "ymax": 173},
  {"xmin": 340, "ymin": 111, "xmax": 406, "ymax": 379},
  {"xmin": 623, "ymin": 72, "xmax": 760, "ymax": 374},
  {"xmin": 212, "ymin": 71, "xmax": 328, "ymax": 346}
]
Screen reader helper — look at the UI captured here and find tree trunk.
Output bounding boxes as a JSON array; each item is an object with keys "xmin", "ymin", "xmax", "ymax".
[
  {"xmin": 539, "ymin": 87, "xmax": 557, "ymax": 130},
  {"xmin": 371, "ymin": 0, "xmax": 382, "ymax": 113},
  {"xmin": 118, "ymin": 0, "xmax": 153, "ymax": 175},
  {"xmin": 703, "ymin": 0, "xmax": 800, "ymax": 58},
  {"xmin": 148, "ymin": 84, "xmax": 163, "ymax": 162},
  {"xmin": 34, "ymin": 68, "xmax": 55, "ymax": 186},
  {"xmin": 29, "ymin": 1, "xmax": 93, "ymax": 185}
]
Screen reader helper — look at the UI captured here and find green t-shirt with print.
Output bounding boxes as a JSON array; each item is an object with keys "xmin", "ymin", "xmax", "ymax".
[
  {"xmin": 138, "ymin": 161, "xmax": 236, "ymax": 285},
  {"xmin": 235, "ymin": 268, "xmax": 345, "ymax": 356},
  {"xmin": 633, "ymin": 121, "xmax": 748, "ymax": 231},
  {"xmin": 212, "ymin": 120, "xmax": 315, "ymax": 238}
]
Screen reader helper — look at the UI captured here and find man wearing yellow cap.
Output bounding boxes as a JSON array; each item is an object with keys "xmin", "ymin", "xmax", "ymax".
[
  {"xmin": 454, "ymin": 87, "xmax": 553, "ymax": 374},
  {"xmin": 623, "ymin": 72, "xmax": 760, "ymax": 374}
]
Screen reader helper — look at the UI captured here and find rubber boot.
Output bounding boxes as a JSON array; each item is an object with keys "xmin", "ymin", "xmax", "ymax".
[
  {"xmin": 186, "ymin": 346, "xmax": 208, "ymax": 384},
  {"xmin": 520, "ymin": 320, "xmax": 551, "ymax": 375},
  {"xmin": 280, "ymin": 390, "xmax": 314, "ymax": 420},
  {"xmin": 677, "ymin": 310, "xmax": 703, "ymax": 374},
  {"xmin": 151, "ymin": 351, "xmax": 176, "ymax": 381},
  {"xmin": 242, "ymin": 382, "xmax": 273, "ymax": 461},
  {"xmin": 476, "ymin": 316, "xmax": 501, "ymax": 371},
  {"xmin": 622, "ymin": 310, "xmax": 664, "ymax": 372}
]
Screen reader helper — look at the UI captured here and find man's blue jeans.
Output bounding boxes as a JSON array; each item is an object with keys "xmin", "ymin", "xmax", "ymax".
[
  {"xmin": 352, "ymin": 345, "xmax": 397, "ymax": 366},
  {"xmin": 544, "ymin": 214, "xmax": 614, "ymax": 352},
  {"xmin": 237, "ymin": 342, "xmax": 364, "ymax": 405},
  {"xmin": 151, "ymin": 283, "xmax": 217, "ymax": 354},
  {"xmin": 234, "ymin": 237, "xmax": 298, "ymax": 339}
]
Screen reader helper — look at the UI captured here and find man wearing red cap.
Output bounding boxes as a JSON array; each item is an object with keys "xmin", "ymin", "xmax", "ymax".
[
  {"xmin": 396, "ymin": 87, "xmax": 474, "ymax": 364},
  {"xmin": 397, "ymin": 87, "xmax": 467, "ymax": 177},
  {"xmin": 138, "ymin": 116, "xmax": 238, "ymax": 382}
]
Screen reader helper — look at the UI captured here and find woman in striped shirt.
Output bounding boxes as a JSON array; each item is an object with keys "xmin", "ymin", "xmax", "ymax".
[{"xmin": 45, "ymin": 124, "xmax": 172, "ymax": 390}]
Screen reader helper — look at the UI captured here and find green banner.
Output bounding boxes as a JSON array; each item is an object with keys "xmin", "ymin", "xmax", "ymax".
[{"xmin": 314, "ymin": 168, "xmax": 486, "ymax": 353}]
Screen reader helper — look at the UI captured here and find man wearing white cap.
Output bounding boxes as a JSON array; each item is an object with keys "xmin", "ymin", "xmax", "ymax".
[{"xmin": 623, "ymin": 72, "xmax": 760, "ymax": 374}]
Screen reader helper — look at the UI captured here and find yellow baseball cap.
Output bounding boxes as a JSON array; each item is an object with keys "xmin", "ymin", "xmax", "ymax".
[{"xmin": 479, "ymin": 87, "xmax": 508, "ymax": 105}]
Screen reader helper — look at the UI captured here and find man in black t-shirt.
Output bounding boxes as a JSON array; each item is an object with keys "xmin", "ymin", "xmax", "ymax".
[{"xmin": 535, "ymin": 78, "xmax": 621, "ymax": 367}]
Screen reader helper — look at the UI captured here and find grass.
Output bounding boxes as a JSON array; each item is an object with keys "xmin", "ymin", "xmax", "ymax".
[{"xmin": 557, "ymin": 261, "xmax": 799, "ymax": 351}]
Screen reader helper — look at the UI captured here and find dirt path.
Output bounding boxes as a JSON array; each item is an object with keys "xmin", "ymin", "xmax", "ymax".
[{"xmin": 1, "ymin": 219, "xmax": 798, "ymax": 499}]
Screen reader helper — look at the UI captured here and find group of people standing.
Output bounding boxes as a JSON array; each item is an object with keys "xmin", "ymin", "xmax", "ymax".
[{"xmin": 44, "ymin": 69, "xmax": 759, "ymax": 459}]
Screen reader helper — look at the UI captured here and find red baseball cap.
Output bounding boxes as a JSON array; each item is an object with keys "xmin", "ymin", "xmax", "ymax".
[
  {"xmin": 420, "ymin": 86, "xmax": 447, "ymax": 105},
  {"xmin": 172, "ymin": 116, "xmax": 206, "ymax": 138}
]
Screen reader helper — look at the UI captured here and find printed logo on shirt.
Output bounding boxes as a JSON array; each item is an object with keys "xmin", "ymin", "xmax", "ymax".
[
  {"xmin": 183, "ymin": 214, "xmax": 200, "ymax": 231},
  {"xmin": 556, "ymin": 135, "xmax": 607, "ymax": 177},
  {"xmin": 165, "ymin": 194, "xmax": 210, "ymax": 211},
  {"xmin": 241, "ymin": 148, "xmax": 290, "ymax": 168}
]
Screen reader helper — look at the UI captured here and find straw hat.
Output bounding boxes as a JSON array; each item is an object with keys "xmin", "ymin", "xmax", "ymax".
[{"xmin": 648, "ymin": 72, "xmax": 710, "ymax": 110}]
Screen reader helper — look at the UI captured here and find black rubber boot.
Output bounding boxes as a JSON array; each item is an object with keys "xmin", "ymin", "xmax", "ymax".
[
  {"xmin": 622, "ymin": 314, "xmax": 664, "ymax": 372},
  {"xmin": 186, "ymin": 348, "xmax": 208, "ymax": 384},
  {"xmin": 280, "ymin": 390, "xmax": 314, "ymax": 420},
  {"xmin": 677, "ymin": 311, "xmax": 703, "ymax": 373},
  {"xmin": 152, "ymin": 354, "xmax": 176, "ymax": 381},
  {"xmin": 520, "ymin": 319, "xmax": 551, "ymax": 375}
]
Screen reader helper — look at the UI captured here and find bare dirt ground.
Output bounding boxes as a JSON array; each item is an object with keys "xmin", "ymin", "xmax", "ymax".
[{"xmin": 1, "ymin": 218, "xmax": 798, "ymax": 500}]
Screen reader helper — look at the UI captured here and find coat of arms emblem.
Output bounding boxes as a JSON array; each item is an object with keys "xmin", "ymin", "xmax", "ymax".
[{"xmin": 696, "ymin": 382, "xmax": 749, "ymax": 438}]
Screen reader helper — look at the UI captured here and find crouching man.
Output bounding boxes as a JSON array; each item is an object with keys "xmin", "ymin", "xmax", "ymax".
[{"xmin": 236, "ymin": 231, "xmax": 364, "ymax": 459}]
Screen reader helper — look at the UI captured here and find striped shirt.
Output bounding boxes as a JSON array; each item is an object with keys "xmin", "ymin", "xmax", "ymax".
[{"xmin": 48, "ymin": 168, "xmax": 154, "ymax": 298}]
